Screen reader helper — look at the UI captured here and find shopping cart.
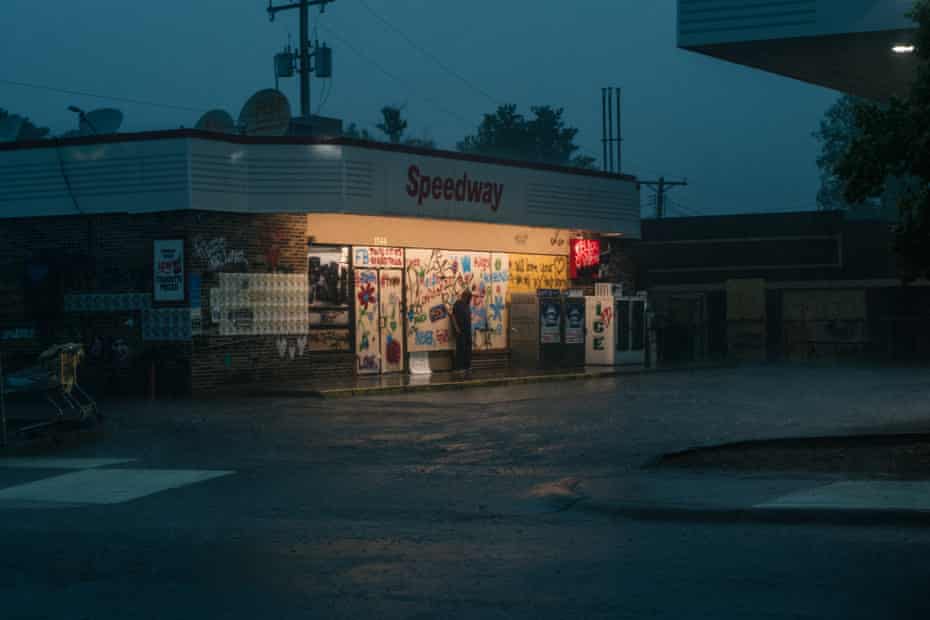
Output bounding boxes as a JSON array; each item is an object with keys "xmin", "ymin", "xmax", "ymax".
[{"xmin": 1, "ymin": 343, "xmax": 99, "ymax": 438}]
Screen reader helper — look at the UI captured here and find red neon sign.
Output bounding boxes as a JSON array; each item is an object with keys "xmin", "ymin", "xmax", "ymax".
[{"xmin": 570, "ymin": 239, "xmax": 601, "ymax": 278}]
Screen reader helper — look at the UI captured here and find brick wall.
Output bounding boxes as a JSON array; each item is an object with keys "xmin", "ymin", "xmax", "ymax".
[{"xmin": 0, "ymin": 211, "xmax": 354, "ymax": 397}]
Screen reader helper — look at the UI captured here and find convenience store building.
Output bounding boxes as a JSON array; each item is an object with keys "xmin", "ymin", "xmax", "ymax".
[{"xmin": 0, "ymin": 130, "xmax": 640, "ymax": 394}]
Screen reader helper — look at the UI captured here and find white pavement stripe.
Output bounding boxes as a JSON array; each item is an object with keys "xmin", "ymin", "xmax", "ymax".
[
  {"xmin": 0, "ymin": 458, "xmax": 137, "ymax": 470},
  {"xmin": 0, "ymin": 468, "xmax": 234, "ymax": 505},
  {"xmin": 756, "ymin": 480, "xmax": 930, "ymax": 512}
]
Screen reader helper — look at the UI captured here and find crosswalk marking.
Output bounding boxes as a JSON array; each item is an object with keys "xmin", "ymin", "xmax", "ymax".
[
  {"xmin": 0, "ymin": 468, "xmax": 233, "ymax": 505},
  {"xmin": 755, "ymin": 480, "xmax": 930, "ymax": 512},
  {"xmin": 0, "ymin": 457, "xmax": 137, "ymax": 470}
]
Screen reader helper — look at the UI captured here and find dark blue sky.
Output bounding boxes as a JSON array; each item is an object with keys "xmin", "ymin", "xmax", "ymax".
[{"xmin": 2, "ymin": 0, "xmax": 840, "ymax": 216}]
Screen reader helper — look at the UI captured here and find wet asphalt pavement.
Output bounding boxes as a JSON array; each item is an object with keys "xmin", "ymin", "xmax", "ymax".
[{"xmin": 2, "ymin": 365, "xmax": 930, "ymax": 619}]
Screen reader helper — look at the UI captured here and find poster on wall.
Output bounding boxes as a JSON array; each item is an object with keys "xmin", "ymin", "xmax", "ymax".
[
  {"xmin": 308, "ymin": 247, "xmax": 350, "ymax": 307},
  {"xmin": 153, "ymin": 239, "xmax": 185, "ymax": 303},
  {"xmin": 353, "ymin": 246, "xmax": 404, "ymax": 269}
]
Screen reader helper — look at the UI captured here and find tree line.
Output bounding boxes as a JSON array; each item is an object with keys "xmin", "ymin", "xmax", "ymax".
[{"xmin": 3, "ymin": 102, "xmax": 596, "ymax": 171}]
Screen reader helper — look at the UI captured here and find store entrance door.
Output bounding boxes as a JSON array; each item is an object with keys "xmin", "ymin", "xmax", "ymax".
[{"xmin": 354, "ymin": 268, "xmax": 405, "ymax": 375}]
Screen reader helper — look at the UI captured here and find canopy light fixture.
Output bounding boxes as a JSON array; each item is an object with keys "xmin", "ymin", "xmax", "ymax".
[{"xmin": 892, "ymin": 44, "xmax": 916, "ymax": 54}]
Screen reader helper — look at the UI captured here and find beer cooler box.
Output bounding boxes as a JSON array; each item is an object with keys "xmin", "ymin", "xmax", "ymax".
[{"xmin": 585, "ymin": 294, "xmax": 648, "ymax": 365}]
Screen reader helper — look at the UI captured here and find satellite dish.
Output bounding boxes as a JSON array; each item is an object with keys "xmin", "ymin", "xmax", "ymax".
[
  {"xmin": 80, "ymin": 108, "xmax": 123, "ymax": 135},
  {"xmin": 0, "ymin": 114, "xmax": 25, "ymax": 142},
  {"xmin": 238, "ymin": 89, "xmax": 291, "ymax": 137},
  {"xmin": 195, "ymin": 109, "xmax": 235, "ymax": 133}
]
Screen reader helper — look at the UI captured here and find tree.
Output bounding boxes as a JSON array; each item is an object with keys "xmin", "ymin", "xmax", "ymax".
[
  {"xmin": 342, "ymin": 122, "xmax": 373, "ymax": 141},
  {"xmin": 833, "ymin": 0, "xmax": 930, "ymax": 280},
  {"xmin": 0, "ymin": 108, "xmax": 50, "ymax": 141},
  {"xmin": 458, "ymin": 104, "xmax": 594, "ymax": 169},
  {"xmin": 376, "ymin": 105, "xmax": 408, "ymax": 144},
  {"xmin": 346, "ymin": 107, "xmax": 436, "ymax": 149},
  {"xmin": 814, "ymin": 96, "xmax": 899, "ymax": 218}
]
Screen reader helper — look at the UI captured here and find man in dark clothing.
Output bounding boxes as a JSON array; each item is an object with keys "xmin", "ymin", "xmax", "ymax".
[{"xmin": 451, "ymin": 289, "xmax": 473, "ymax": 372}]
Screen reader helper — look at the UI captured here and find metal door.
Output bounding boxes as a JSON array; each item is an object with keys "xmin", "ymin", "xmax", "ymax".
[
  {"xmin": 379, "ymin": 269, "xmax": 404, "ymax": 374},
  {"xmin": 355, "ymin": 269, "xmax": 381, "ymax": 374},
  {"xmin": 616, "ymin": 296, "xmax": 648, "ymax": 364}
]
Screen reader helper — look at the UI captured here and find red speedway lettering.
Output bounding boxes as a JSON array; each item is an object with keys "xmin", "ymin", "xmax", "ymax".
[{"xmin": 406, "ymin": 165, "xmax": 504, "ymax": 212}]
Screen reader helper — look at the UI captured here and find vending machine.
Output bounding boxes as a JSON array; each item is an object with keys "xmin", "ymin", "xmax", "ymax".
[
  {"xmin": 538, "ymin": 289, "xmax": 563, "ymax": 369},
  {"xmin": 562, "ymin": 293, "xmax": 586, "ymax": 367}
]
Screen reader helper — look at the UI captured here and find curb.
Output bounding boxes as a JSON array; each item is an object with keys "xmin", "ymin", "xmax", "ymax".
[
  {"xmin": 250, "ymin": 363, "xmax": 732, "ymax": 399},
  {"xmin": 576, "ymin": 498, "xmax": 930, "ymax": 527}
]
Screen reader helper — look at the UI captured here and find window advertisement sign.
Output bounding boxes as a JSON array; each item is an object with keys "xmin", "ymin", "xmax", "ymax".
[
  {"xmin": 353, "ymin": 246, "xmax": 404, "ymax": 269},
  {"xmin": 154, "ymin": 240, "xmax": 185, "ymax": 303},
  {"xmin": 564, "ymin": 299, "xmax": 585, "ymax": 344},
  {"xmin": 308, "ymin": 247, "xmax": 350, "ymax": 308},
  {"xmin": 539, "ymin": 297, "xmax": 562, "ymax": 344},
  {"xmin": 569, "ymin": 238, "xmax": 601, "ymax": 279}
]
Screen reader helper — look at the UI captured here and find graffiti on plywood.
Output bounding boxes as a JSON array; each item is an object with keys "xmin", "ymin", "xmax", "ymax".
[
  {"xmin": 355, "ymin": 269, "xmax": 380, "ymax": 373},
  {"xmin": 481, "ymin": 253, "xmax": 509, "ymax": 349},
  {"xmin": 193, "ymin": 235, "xmax": 249, "ymax": 272},
  {"xmin": 379, "ymin": 271, "xmax": 404, "ymax": 372},
  {"xmin": 404, "ymin": 249, "xmax": 493, "ymax": 352}
]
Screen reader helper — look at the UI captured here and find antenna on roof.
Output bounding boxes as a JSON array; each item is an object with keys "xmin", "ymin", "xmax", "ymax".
[
  {"xmin": 195, "ymin": 109, "xmax": 236, "ymax": 134},
  {"xmin": 238, "ymin": 89, "xmax": 292, "ymax": 136}
]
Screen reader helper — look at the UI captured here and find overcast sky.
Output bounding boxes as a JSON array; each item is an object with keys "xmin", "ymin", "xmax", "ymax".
[{"xmin": 2, "ymin": 0, "xmax": 841, "ymax": 217}]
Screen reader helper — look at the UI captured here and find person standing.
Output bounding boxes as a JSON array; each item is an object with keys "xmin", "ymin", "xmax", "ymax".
[{"xmin": 451, "ymin": 289, "xmax": 473, "ymax": 372}]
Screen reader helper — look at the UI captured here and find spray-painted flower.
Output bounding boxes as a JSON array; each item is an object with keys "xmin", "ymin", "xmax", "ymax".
[{"xmin": 357, "ymin": 283, "xmax": 376, "ymax": 310}]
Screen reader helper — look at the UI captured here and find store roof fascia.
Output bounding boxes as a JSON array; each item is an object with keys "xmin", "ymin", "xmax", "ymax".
[{"xmin": 0, "ymin": 128, "xmax": 637, "ymax": 184}]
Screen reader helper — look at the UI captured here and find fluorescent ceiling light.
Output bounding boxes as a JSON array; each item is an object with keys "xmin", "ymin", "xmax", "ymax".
[{"xmin": 892, "ymin": 44, "xmax": 916, "ymax": 54}]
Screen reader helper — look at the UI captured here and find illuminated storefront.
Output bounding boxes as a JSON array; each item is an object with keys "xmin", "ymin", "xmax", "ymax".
[{"xmin": 0, "ymin": 131, "xmax": 640, "ymax": 391}]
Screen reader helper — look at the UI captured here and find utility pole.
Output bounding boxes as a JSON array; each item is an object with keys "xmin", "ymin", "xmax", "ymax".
[
  {"xmin": 267, "ymin": 0, "xmax": 335, "ymax": 118},
  {"xmin": 639, "ymin": 176, "xmax": 688, "ymax": 219}
]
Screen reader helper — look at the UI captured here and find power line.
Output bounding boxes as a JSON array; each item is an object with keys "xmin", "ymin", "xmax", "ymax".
[
  {"xmin": 666, "ymin": 197, "xmax": 703, "ymax": 217},
  {"xmin": 318, "ymin": 23, "xmax": 471, "ymax": 125},
  {"xmin": 0, "ymin": 78, "xmax": 208, "ymax": 113},
  {"xmin": 355, "ymin": 0, "xmax": 501, "ymax": 107}
]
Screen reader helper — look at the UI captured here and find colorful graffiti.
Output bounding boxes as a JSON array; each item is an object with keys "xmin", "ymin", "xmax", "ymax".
[
  {"xmin": 354, "ymin": 269, "xmax": 380, "ymax": 373},
  {"xmin": 480, "ymin": 253, "xmax": 509, "ymax": 349},
  {"xmin": 405, "ymin": 249, "xmax": 496, "ymax": 352},
  {"xmin": 379, "ymin": 270, "xmax": 404, "ymax": 372}
]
